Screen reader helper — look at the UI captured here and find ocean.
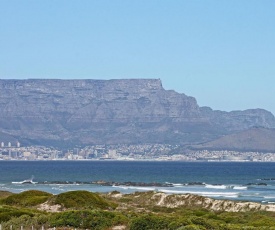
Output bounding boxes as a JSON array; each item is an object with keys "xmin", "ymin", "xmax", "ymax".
[{"xmin": 1, "ymin": 161, "xmax": 275, "ymax": 204}]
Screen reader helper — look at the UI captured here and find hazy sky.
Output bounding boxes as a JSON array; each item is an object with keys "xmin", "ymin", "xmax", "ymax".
[{"xmin": 0, "ymin": 1, "xmax": 274, "ymax": 114}]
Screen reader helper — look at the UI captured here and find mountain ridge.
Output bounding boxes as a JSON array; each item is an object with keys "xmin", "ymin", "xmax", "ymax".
[{"xmin": 0, "ymin": 79, "xmax": 274, "ymax": 149}]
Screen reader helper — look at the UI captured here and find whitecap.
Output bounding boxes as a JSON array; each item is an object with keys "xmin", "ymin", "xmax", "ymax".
[
  {"xmin": 172, "ymin": 183, "xmax": 184, "ymax": 187},
  {"xmin": 233, "ymin": 186, "xmax": 247, "ymax": 190},
  {"xmin": 158, "ymin": 189, "xmax": 187, "ymax": 194},
  {"xmin": 134, "ymin": 187, "xmax": 156, "ymax": 191},
  {"xmin": 205, "ymin": 184, "xmax": 227, "ymax": 189},
  {"xmin": 1, "ymin": 186, "xmax": 10, "ymax": 190},
  {"xmin": 264, "ymin": 196, "xmax": 275, "ymax": 199},
  {"xmin": 210, "ymin": 194, "xmax": 239, "ymax": 198},
  {"xmin": 112, "ymin": 185, "xmax": 156, "ymax": 191},
  {"xmin": 51, "ymin": 187, "xmax": 65, "ymax": 191}
]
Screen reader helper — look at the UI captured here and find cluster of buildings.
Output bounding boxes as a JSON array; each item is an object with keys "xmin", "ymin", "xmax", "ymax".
[
  {"xmin": 1, "ymin": 141, "xmax": 275, "ymax": 161},
  {"xmin": 182, "ymin": 150, "xmax": 275, "ymax": 162},
  {"xmin": 0, "ymin": 142, "xmax": 60, "ymax": 160},
  {"xmin": 0, "ymin": 143, "xmax": 178, "ymax": 161}
]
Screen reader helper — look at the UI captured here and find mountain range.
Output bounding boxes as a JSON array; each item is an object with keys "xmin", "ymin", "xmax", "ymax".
[{"xmin": 0, "ymin": 79, "xmax": 274, "ymax": 151}]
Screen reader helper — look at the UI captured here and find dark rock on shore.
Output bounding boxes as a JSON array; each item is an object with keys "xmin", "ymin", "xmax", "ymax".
[
  {"xmin": 185, "ymin": 182, "xmax": 206, "ymax": 186},
  {"xmin": 37, "ymin": 180, "xmax": 174, "ymax": 187},
  {"xmin": 39, "ymin": 181, "xmax": 91, "ymax": 185},
  {"xmin": 92, "ymin": 180, "xmax": 173, "ymax": 187},
  {"xmin": 246, "ymin": 183, "xmax": 268, "ymax": 186}
]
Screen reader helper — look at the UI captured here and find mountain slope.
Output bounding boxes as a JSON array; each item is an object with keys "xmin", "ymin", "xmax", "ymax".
[
  {"xmin": 0, "ymin": 79, "xmax": 274, "ymax": 148},
  {"xmin": 194, "ymin": 127, "xmax": 275, "ymax": 152}
]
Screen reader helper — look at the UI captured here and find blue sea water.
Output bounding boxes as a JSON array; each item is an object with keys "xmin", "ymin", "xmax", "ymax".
[{"xmin": 1, "ymin": 161, "xmax": 275, "ymax": 203}]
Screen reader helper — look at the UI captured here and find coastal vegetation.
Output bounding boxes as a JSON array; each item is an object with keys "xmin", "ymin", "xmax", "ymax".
[
  {"xmin": 1, "ymin": 190, "xmax": 275, "ymax": 229},
  {"xmin": 50, "ymin": 190, "xmax": 117, "ymax": 210},
  {"xmin": 0, "ymin": 190, "xmax": 52, "ymax": 207}
]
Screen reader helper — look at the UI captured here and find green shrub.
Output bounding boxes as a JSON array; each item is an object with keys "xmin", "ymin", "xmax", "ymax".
[
  {"xmin": 177, "ymin": 225, "xmax": 206, "ymax": 230},
  {"xmin": 0, "ymin": 190, "xmax": 52, "ymax": 207},
  {"xmin": 250, "ymin": 215, "xmax": 275, "ymax": 228},
  {"xmin": 51, "ymin": 190, "xmax": 117, "ymax": 210},
  {"xmin": 218, "ymin": 212, "xmax": 247, "ymax": 224},
  {"xmin": 168, "ymin": 217, "xmax": 192, "ymax": 229},
  {"xmin": 0, "ymin": 206, "xmax": 34, "ymax": 222},
  {"xmin": 190, "ymin": 216, "xmax": 221, "ymax": 229},
  {"xmin": 129, "ymin": 214, "xmax": 171, "ymax": 230},
  {"xmin": 1, "ymin": 213, "xmax": 51, "ymax": 230},
  {"xmin": 49, "ymin": 210, "xmax": 125, "ymax": 229},
  {"xmin": 119, "ymin": 197, "xmax": 132, "ymax": 203},
  {"xmin": 0, "ymin": 191, "xmax": 13, "ymax": 199}
]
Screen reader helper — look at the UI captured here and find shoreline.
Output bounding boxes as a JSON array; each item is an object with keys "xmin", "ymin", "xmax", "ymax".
[{"xmin": 2, "ymin": 158, "xmax": 275, "ymax": 162}]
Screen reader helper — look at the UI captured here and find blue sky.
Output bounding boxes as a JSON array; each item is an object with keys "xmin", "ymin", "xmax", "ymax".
[{"xmin": 0, "ymin": 0, "xmax": 274, "ymax": 114}]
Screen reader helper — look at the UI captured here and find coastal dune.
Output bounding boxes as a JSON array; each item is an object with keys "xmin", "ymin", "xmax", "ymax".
[
  {"xmin": 152, "ymin": 192, "xmax": 275, "ymax": 212},
  {"xmin": 109, "ymin": 191, "xmax": 275, "ymax": 213}
]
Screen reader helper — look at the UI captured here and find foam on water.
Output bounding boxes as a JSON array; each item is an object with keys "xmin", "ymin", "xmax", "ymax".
[
  {"xmin": 171, "ymin": 183, "xmax": 184, "ymax": 187},
  {"xmin": 112, "ymin": 185, "xmax": 156, "ymax": 191},
  {"xmin": 264, "ymin": 196, "xmax": 275, "ymax": 199},
  {"xmin": 51, "ymin": 187, "xmax": 65, "ymax": 191},
  {"xmin": 205, "ymin": 184, "xmax": 227, "ymax": 189},
  {"xmin": 233, "ymin": 186, "xmax": 247, "ymax": 190}
]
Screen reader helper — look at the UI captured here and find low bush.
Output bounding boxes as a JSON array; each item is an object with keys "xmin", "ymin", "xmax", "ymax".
[
  {"xmin": 0, "ymin": 206, "xmax": 34, "ymax": 222},
  {"xmin": 50, "ymin": 190, "xmax": 117, "ymax": 210},
  {"xmin": 129, "ymin": 214, "xmax": 171, "ymax": 230},
  {"xmin": 0, "ymin": 191, "xmax": 13, "ymax": 199},
  {"xmin": 0, "ymin": 190, "xmax": 52, "ymax": 207},
  {"xmin": 49, "ymin": 210, "xmax": 126, "ymax": 229}
]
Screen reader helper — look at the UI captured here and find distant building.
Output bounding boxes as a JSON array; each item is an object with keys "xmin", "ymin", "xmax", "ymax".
[
  {"xmin": 23, "ymin": 152, "xmax": 31, "ymax": 157},
  {"xmin": 17, "ymin": 142, "xmax": 20, "ymax": 148},
  {"xmin": 8, "ymin": 142, "xmax": 11, "ymax": 148},
  {"xmin": 1, "ymin": 142, "xmax": 4, "ymax": 148},
  {"xmin": 108, "ymin": 149, "xmax": 117, "ymax": 158},
  {"xmin": 11, "ymin": 151, "xmax": 18, "ymax": 158}
]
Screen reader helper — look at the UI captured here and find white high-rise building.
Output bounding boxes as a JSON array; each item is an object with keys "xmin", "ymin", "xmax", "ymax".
[
  {"xmin": 8, "ymin": 142, "xmax": 11, "ymax": 148},
  {"xmin": 17, "ymin": 142, "xmax": 21, "ymax": 148},
  {"xmin": 0, "ymin": 142, "xmax": 4, "ymax": 148}
]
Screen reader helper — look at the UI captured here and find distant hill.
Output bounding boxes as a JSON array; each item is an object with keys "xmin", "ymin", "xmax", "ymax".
[
  {"xmin": 193, "ymin": 127, "xmax": 275, "ymax": 152},
  {"xmin": 0, "ymin": 131, "xmax": 18, "ymax": 144},
  {"xmin": 0, "ymin": 79, "xmax": 274, "ymax": 150}
]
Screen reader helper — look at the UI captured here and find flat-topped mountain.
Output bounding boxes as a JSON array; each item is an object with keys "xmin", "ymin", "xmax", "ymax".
[{"xmin": 0, "ymin": 79, "xmax": 274, "ymax": 148}]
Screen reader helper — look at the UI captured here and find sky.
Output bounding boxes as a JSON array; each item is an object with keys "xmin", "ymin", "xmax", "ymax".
[{"xmin": 0, "ymin": 0, "xmax": 275, "ymax": 114}]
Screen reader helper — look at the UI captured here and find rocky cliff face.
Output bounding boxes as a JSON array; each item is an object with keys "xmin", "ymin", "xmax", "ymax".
[{"xmin": 0, "ymin": 79, "xmax": 274, "ymax": 147}]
